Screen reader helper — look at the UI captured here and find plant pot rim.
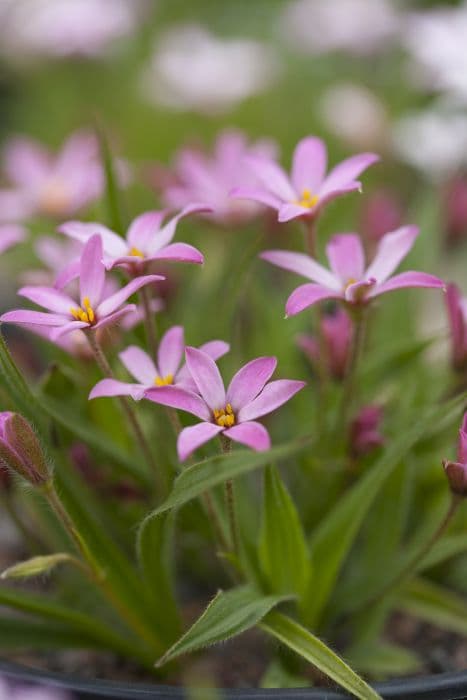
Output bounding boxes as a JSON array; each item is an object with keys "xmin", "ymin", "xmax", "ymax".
[{"xmin": 1, "ymin": 659, "xmax": 467, "ymax": 700}]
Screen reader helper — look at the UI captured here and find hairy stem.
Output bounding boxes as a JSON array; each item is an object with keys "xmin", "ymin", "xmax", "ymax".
[{"xmin": 220, "ymin": 435, "xmax": 239, "ymax": 555}]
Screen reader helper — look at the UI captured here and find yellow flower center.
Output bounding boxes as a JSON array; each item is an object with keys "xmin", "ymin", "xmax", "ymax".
[
  {"xmin": 129, "ymin": 247, "xmax": 144, "ymax": 258},
  {"xmin": 295, "ymin": 188, "xmax": 319, "ymax": 209},
  {"xmin": 154, "ymin": 374, "xmax": 174, "ymax": 387},
  {"xmin": 344, "ymin": 277, "xmax": 358, "ymax": 290},
  {"xmin": 39, "ymin": 180, "xmax": 71, "ymax": 217},
  {"xmin": 70, "ymin": 296, "xmax": 96, "ymax": 324},
  {"xmin": 213, "ymin": 403, "xmax": 236, "ymax": 428}
]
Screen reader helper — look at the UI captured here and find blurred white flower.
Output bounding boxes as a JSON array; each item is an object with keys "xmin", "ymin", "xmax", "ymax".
[
  {"xmin": 393, "ymin": 103, "xmax": 467, "ymax": 180},
  {"xmin": 404, "ymin": 3, "xmax": 467, "ymax": 105},
  {"xmin": 319, "ymin": 83, "xmax": 389, "ymax": 150},
  {"xmin": 0, "ymin": 0, "xmax": 148, "ymax": 59},
  {"xmin": 141, "ymin": 24, "xmax": 280, "ymax": 114},
  {"xmin": 280, "ymin": 0, "xmax": 399, "ymax": 55}
]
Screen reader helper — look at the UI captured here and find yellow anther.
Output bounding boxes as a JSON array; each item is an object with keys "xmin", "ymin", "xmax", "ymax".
[
  {"xmin": 295, "ymin": 188, "xmax": 319, "ymax": 209},
  {"xmin": 129, "ymin": 247, "xmax": 144, "ymax": 258},
  {"xmin": 154, "ymin": 374, "xmax": 174, "ymax": 387},
  {"xmin": 69, "ymin": 298, "xmax": 96, "ymax": 326},
  {"xmin": 213, "ymin": 405, "xmax": 236, "ymax": 428},
  {"xmin": 344, "ymin": 277, "xmax": 358, "ymax": 291}
]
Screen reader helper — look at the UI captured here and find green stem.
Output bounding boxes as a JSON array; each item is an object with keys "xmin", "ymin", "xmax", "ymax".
[
  {"xmin": 87, "ymin": 332, "xmax": 164, "ymax": 494},
  {"xmin": 337, "ymin": 306, "xmax": 367, "ymax": 433},
  {"xmin": 139, "ymin": 286, "xmax": 158, "ymax": 361},
  {"xmin": 220, "ymin": 435, "xmax": 239, "ymax": 555}
]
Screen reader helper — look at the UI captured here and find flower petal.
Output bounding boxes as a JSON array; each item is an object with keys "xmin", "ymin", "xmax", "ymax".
[
  {"xmin": 326, "ymin": 234, "xmax": 365, "ymax": 284},
  {"xmin": 149, "ymin": 242, "xmax": 204, "ymax": 265},
  {"xmin": 320, "ymin": 152, "xmax": 379, "ymax": 195},
  {"xmin": 286, "ymin": 283, "xmax": 342, "ymax": 316},
  {"xmin": 126, "ymin": 210, "xmax": 168, "ymax": 251},
  {"xmin": 4, "ymin": 137, "xmax": 50, "ymax": 187},
  {"xmin": 0, "ymin": 310, "xmax": 67, "ymax": 326},
  {"xmin": 238, "ymin": 380, "xmax": 305, "ymax": 422},
  {"xmin": 144, "ymin": 386, "xmax": 211, "ymax": 421},
  {"xmin": 278, "ymin": 203, "xmax": 314, "ymax": 222},
  {"xmin": 146, "ymin": 204, "xmax": 211, "ymax": 255},
  {"xmin": 246, "ymin": 156, "xmax": 296, "ymax": 201},
  {"xmin": 96, "ymin": 275, "xmax": 164, "ymax": 317},
  {"xmin": 364, "ymin": 225, "xmax": 419, "ymax": 283},
  {"xmin": 291, "ymin": 136, "xmax": 327, "ymax": 194},
  {"xmin": 50, "ymin": 320, "xmax": 89, "ymax": 339},
  {"xmin": 344, "ymin": 278, "xmax": 376, "ymax": 303},
  {"xmin": 226, "ymin": 357, "xmax": 277, "ymax": 410},
  {"xmin": 224, "ymin": 421, "xmax": 271, "ymax": 452},
  {"xmin": 158, "ymin": 326, "xmax": 185, "ymax": 378},
  {"xmin": 229, "ymin": 186, "xmax": 282, "ymax": 210},
  {"xmin": 185, "ymin": 347, "xmax": 225, "ymax": 410},
  {"xmin": 176, "ymin": 340, "xmax": 230, "ymax": 389},
  {"xmin": 89, "ymin": 379, "xmax": 145, "ymax": 401},
  {"xmin": 59, "ymin": 221, "xmax": 126, "ymax": 257},
  {"xmin": 119, "ymin": 346, "xmax": 157, "ymax": 384},
  {"xmin": 54, "ymin": 260, "xmax": 80, "ymax": 290},
  {"xmin": 0, "ymin": 224, "xmax": 26, "ymax": 254},
  {"xmin": 260, "ymin": 249, "xmax": 340, "ymax": 289},
  {"xmin": 177, "ymin": 422, "xmax": 224, "ymax": 461},
  {"xmin": 93, "ymin": 306, "xmax": 136, "ymax": 330},
  {"xmin": 79, "ymin": 235, "xmax": 105, "ymax": 307},
  {"xmin": 18, "ymin": 286, "xmax": 75, "ymax": 314},
  {"xmin": 368, "ymin": 271, "xmax": 445, "ymax": 298}
]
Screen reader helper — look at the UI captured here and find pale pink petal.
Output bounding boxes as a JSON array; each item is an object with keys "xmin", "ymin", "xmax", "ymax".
[
  {"xmin": 238, "ymin": 380, "xmax": 305, "ymax": 422},
  {"xmin": 79, "ymin": 235, "xmax": 105, "ymax": 307},
  {"xmin": 96, "ymin": 275, "xmax": 164, "ymax": 317},
  {"xmin": 119, "ymin": 346, "xmax": 157, "ymax": 384},
  {"xmin": 54, "ymin": 259, "xmax": 81, "ymax": 290},
  {"xmin": 246, "ymin": 156, "xmax": 296, "ymax": 201},
  {"xmin": 0, "ymin": 310, "xmax": 67, "ymax": 326},
  {"xmin": 18, "ymin": 285, "xmax": 76, "ymax": 314},
  {"xmin": 326, "ymin": 234, "xmax": 365, "ymax": 283},
  {"xmin": 158, "ymin": 326, "xmax": 185, "ymax": 378},
  {"xmin": 144, "ymin": 386, "xmax": 211, "ymax": 421},
  {"xmin": 59, "ymin": 221, "xmax": 127, "ymax": 258},
  {"xmin": 0, "ymin": 224, "xmax": 26, "ymax": 254},
  {"xmin": 149, "ymin": 242, "xmax": 204, "ymax": 265},
  {"xmin": 368, "ymin": 271, "xmax": 445, "ymax": 298},
  {"xmin": 175, "ymin": 340, "xmax": 230, "ymax": 389},
  {"xmin": 320, "ymin": 153, "xmax": 379, "ymax": 195},
  {"xmin": 89, "ymin": 379, "xmax": 145, "ymax": 401},
  {"xmin": 126, "ymin": 210, "xmax": 168, "ymax": 251},
  {"xmin": 229, "ymin": 186, "xmax": 282, "ymax": 210},
  {"xmin": 224, "ymin": 421, "xmax": 271, "ymax": 452},
  {"xmin": 291, "ymin": 137, "xmax": 327, "ymax": 194},
  {"xmin": 344, "ymin": 278, "xmax": 376, "ymax": 303},
  {"xmin": 0, "ymin": 189, "xmax": 32, "ymax": 222},
  {"xmin": 146, "ymin": 204, "xmax": 211, "ymax": 255},
  {"xmin": 364, "ymin": 226, "xmax": 419, "ymax": 283},
  {"xmin": 316, "ymin": 184, "xmax": 362, "ymax": 210},
  {"xmin": 226, "ymin": 357, "xmax": 277, "ymax": 411},
  {"xmin": 177, "ymin": 422, "xmax": 224, "ymax": 461},
  {"xmin": 4, "ymin": 137, "xmax": 50, "ymax": 187},
  {"xmin": 185, "ymin": 347, "xmax": 226, "ymax": 410},
  {"xmin": 50, "ymin": 320, "xmax": 89, "ymax": 339},
  {"xmin": 286, "ymin": 284, "xmax": 342, "ymax": 316},
  {"xmin": 296, "ymin": 334, "xmax": 319, "ymax": 362},
  {"xmin": 55, "ymin": 131, "xmax": 98, "ymax": 173},
  {"xmin": 260, "ymin": 249, "xmax": 340, "ymax": 289},
  {"xmin": 278, "ymin": 203, "xmax": 314, "ymax": 222},
  {"xmin": 93, "ymin": 306, "xmax": 136, "ymax": 330}
]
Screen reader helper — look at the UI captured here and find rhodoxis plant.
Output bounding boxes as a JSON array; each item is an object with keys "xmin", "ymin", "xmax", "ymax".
[{"xmin": 1, "ymin": 128, "xmax": 467, "ymax": 700}]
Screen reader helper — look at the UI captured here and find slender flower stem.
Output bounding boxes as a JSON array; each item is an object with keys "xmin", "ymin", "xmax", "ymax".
[
  {"xmin": 337, "ymin": 306, "xmax": 367, "ymax": 432},
  {"xmin": 220, "ymin": 435, "xmax": 239, "ymax": 555},
  {"xmin": 86, "ymin": 332, "xmax": 164, "ymax": 493},
  {"xmin": 363, "ymin": 494, "xmax": 462, "ymax": 609},
  {"xmin": 139, "ymin": 286, "xmax": 158, "ymax": 361}
]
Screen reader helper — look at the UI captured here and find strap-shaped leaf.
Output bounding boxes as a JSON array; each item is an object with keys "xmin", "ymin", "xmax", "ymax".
[
  {"xmin": 397, "ymin": 577, "xmax": 467, "ymax": 636},
  {"xmin": 347, "ymin": 642, "xmax": 421, "ymax": 678},
  {"xmin": 0, "ymin": 616, "xmax": 107, "ymax": 650},
  {"xmin": 1, "ymin": 553, "xmax": 78, "ymax": 579},
  {"xmin": 157, "ymin": 585, "xmax": 288, "ymax": 666},
  {"xmin": 259, "ymin": 464, "xmax": 310, "ymax": 602},
  {"xmin": 306, "ymin": 393, "xmax": 467, "ymax": 626},
  {"xmin": 261, "ymin": 612, "xmax": 381, "ymax": 700}
]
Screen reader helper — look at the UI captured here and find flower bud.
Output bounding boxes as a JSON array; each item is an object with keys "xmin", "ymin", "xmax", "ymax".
[
  {"xmin": 350, "ymin": 405, "xmax": 384, "ymax": 458},
  {"xmin": 297, "ymin": 308, "xmax": 353, "ymax": 381},
  {"xmin": 0, "ymin": 412, "xmax": 50, "ymax": 486},
  {"xmin": 443, "ymin": 412, "xmax": 467, "ymax": 497}
]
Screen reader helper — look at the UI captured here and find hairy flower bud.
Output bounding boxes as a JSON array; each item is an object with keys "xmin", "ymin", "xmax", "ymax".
[
  {"xmin": 443, "ymin": 412, "xmax": 467, "ymax": 497},
  {"xmin": 0, "ymin": 412, "xmax": 49, "ymax": 486}
]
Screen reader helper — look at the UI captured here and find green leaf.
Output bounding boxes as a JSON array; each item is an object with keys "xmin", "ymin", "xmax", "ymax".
[
  {"xmin": 157, "ymin": 585, "xmax": 288, "ymax": 667},
  {"xmin": 97, "ymin": 125, "xmax": 125, "ymax": 234},
  {"xmin": 1, "ymin": 553, "xmax": 78, "ymax": 579},
  {"xmin": 347, "ymin": 642, "xmax": 422, "ymax": 679},
  {"xmin": 259, "ymin": 464, "xmax": 310, "ymax": 602},
  {"xmin": 397, "ymin": 577, "xmax": 467, "ymax": 636},
  {"xmin": 261, "ymin": 659, "xmax": 310, "ymax": 688},
  {"xmin": 305, "ymin": 394, "xmax": 467, "ymax": 627},
  {"xmin": 260, "ymin": 612, "xmax": 381, "ymax": 700},
  {"xmin": 416, "ymin": 533, "xmax": 467, "ymax": 572},
  {"xmin": 146, "ymin": 437, "xmax": 312, "ymax": 520},
  {"xmin": 0, "ymin": 616, "xmax": 110, "ymax": 650}
]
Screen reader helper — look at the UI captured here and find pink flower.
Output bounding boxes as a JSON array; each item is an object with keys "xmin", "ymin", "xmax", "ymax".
[
  {"xmin": 160, "ymin": 130, "xmax": 278, "ymax": 225},
  {"xmin": 360, "ymin": 189, "xmax": 403, "ymax": 244},
  {"xmin": 144, "ymin": 348, "xmax": 305, "ymax": 460},
  {"xmin": 261, "ymin": 225, "xmax": 445, "ymax": 316},
  {"xmin": 446, "ymin": 283, "xmax": 467, "ymax": 371},
  {"xmin": 231, "ymin": 135, "xmax": 378, "ymax": 223},
  {"xmin": 89, "ymin": 326, "xmax": 229, "ymax": 400},
  {"xmin": 59, "ymin": 205, "xmax": 208, "ymax": 273},
  {"xmin": 443, "ymin": 412, "xmax": 467, "ymax": 497},
  {"xmin": 350, "ymin": 404, "xmax": 384, "ymax": 457},
  {"xmin": 20, "ymin": 236, "xmax": 82, "ymax": 287},
  {"xmin": 443, "ymin": 176, "xmax": 467, "ymax": 247},
  {"xmin": 297, "ymin": 308, "xmax": 352, "ymax": 380},
  {"xmin": 0, "ymin": 224, "xmax": 26, "ymax": 254},
  {"xmin": 0, "ymin": 131, "xmax": 104, "ymax": 222},
  {"xmin": 0, "ymin": 235, "xmax": 163, "ymax": 340}
]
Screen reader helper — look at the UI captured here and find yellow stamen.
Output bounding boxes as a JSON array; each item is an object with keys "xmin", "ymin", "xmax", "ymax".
[
  {"xmin": 344, "ymin": 277, "xmax": 358, "ymax": 291},
  {"xmin": 214, "ymin": 404, "xmax": 236, "ymax": 428},
  {"xmin": 295, "ymin": 188, "xmax": 319, "ymax": 209},
  {"xmin": 69, "ymin": 296, "xmax": 96, "ymax": 325},
  {"xmin": 129, "ymin": 247, "xmax": 144, "ymax": 258},
  {"xmin": 154, "ymin": 374, "xmax": 174, "ymax": 387}
]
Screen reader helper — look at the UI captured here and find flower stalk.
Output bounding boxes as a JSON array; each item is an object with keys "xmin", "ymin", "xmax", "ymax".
[{"xmin": 220, "ymin": 434, "xmax": 240, "ymax": 556}]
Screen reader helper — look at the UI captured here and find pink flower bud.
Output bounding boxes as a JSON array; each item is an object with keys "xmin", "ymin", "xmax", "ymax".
[
  {"xmin": 445, "ymin": 284, "xmax": 467, "ymax": 371},
  {"xmin": 443, "ymin": 412, "xmax": 467, "ymax": 497},
  {"xmin": 0, "ymin": 412, "xmax": 49, "ymax": 486},
  {"xmin": 297, "ymin": 308, "xmax": 353, "ymax": 381},
  {"xmin": 350, "ymin": 405, "xmax": 385, "ymax": 458},
  {"xmin": 443, "ymin": 176, "xmax": 467, "ymax": 248},
  {"xmin": 360, "ymin": 189, "xmax": 403, "ymax": 245}
]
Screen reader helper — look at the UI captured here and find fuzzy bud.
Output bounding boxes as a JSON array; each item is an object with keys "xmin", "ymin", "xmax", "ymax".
[{"xmin": 0, "ymin": 412, "xmax": 50, "ymax": 486}]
